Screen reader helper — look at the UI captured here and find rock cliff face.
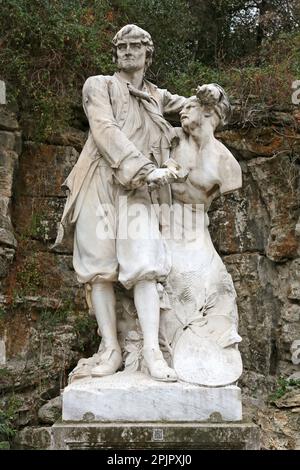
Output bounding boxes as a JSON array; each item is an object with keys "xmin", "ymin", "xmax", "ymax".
[
  {"xmin": 0, "ymin": 105, "xmax": 97, "ymax": 434},
  {"xmin": 0, "ymin": 101, "xmax": 299, "ymax": 449},
  {"xmin": 0, "ymin": 105, "xmax": 20, "ymax": 280},
  {"xmin": 212, "ymin": 121, "xmax": 300, "ymax": 385}
]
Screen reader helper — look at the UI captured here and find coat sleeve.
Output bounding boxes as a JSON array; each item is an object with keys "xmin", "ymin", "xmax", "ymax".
[
  {"xmin": 82, "ymin": 76, "xmax": 155, "ymax": 188},
  {"xmin": 160, "ymin": 88, "xmax": 187, "ymax": 119}
]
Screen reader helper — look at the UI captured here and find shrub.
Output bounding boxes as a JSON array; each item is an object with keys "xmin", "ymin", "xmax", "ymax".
[{"xmin": 0, "ymin": 0, "xmax": 115, "ymax": 139}]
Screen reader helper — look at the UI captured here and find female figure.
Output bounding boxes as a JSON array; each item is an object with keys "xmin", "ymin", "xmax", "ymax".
[{"xmin": 159, "ymin": 84, "xmax": 243, "ymax": 386}]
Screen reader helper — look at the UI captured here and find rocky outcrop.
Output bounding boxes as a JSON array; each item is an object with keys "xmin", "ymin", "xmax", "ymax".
[
  {"xmin": 209, "ymin": 117, "xmax": 300, "ymax": 448},
  {"xmin": 38, "ymin": 395, "xmax": 62, "ymax": 425},
  {"xmin": 0, "ymin": 104, "xmax": 21, "ymax": 285},
  {"xmin": 209, "ymin": 120, "xmax": 300, "ymax": 388},
  {"xmin": 0, "ymin": 105, "xmax": 98, "ymax": 441}
]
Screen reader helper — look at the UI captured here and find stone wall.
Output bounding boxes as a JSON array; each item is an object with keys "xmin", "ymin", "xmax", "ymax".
[
  {"xmin": 0, "ymin": 101, "xmax": 20, "ymax": 285},
  {"xmin": 212, "ymin": 119, "xmax": 300, "ymax": 387},
  {"xmin": 0, "ymin": 90, "xmax": 300, "ymax": 448}
]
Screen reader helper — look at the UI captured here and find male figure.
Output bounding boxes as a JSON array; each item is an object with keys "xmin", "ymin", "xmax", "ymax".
[{"xmin": 54, "ymin": 25, "xmax": 187, "ymax": 381}]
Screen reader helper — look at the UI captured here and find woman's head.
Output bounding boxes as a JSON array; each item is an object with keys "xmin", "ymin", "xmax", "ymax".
[
  {"xmin": 196, "ymin": 83, "xmax": 231, "ymax": 130},
  {"xmin": 180, "ymin": 84, "xmax": 231, "ymax": 134},
  {"xmin": 179, "ymin": 97, "xmax": 203, "ymax": 133}
]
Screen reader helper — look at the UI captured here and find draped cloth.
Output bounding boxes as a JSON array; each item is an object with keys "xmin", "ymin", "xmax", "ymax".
[{"xmin": 127, "ymin": 82, "xmax": 175, "ymax": 147}]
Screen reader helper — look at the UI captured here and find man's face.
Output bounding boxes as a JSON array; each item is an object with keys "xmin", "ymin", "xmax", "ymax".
[{"xmin": 116, "ymin": 36, "xmax": 147, "ymax": 73}]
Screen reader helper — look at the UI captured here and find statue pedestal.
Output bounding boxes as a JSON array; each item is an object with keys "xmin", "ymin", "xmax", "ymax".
[
  {"xmin": 51, "ymin": 421, "xmax": 260, "ymax": 450},
  {"xmin": 17, "ymin": 421, "xmax": 261, "ymax": 450},
  {"xmin": 63, "ymin": 371, "xmax": 242, "ymax": 422},
  {"xmin": 17, "ymin": 373, "xmax": 261, "ymax": 450}
]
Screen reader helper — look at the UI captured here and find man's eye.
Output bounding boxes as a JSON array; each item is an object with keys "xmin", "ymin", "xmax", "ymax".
[
  {"xmin": 118, "ymin": 45, "xmax": 126, "ymax": 50},
  {"xmin": 132, "ymin": 44, "xmax": 141, "ymax": 49}
]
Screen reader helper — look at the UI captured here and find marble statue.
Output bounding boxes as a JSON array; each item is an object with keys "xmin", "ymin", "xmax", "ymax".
[
  {"xmin": 55, "ymin": 25, "xmax": 243, "ymax": 391},
  {"xmin": 54, "ymin": 24, "xmax": 186, "ymax": 382}
]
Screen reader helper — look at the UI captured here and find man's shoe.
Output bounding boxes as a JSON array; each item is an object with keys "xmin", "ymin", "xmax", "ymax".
[
  {"xmin": 143, "ymin": 347, "xmax": 177, "ymax": 382},
  {"xmin": 91, "ymin": 348, "xmax": 122, "ymax": 377}
]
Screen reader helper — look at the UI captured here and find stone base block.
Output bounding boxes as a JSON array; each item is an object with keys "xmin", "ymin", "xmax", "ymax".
[
  {"xmin": 63, "ymin": 371, "xmax": 242, "ymax": 422},
  {"xmin": 16, "ymin": 422, "xmax": 260, "ymax": 450}
]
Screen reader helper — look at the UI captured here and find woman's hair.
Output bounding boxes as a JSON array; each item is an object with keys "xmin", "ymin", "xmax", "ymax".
[
  {"xmin": 209, "ymin": 83, "xmax": 231, "ymax": 128},
  {"xmin": 112, "ymin": 24, "xmax": 154, "ymax": 71},
  {"xmin": 196, "ymin": 83, "xmax": 231, "ymax": 130}
]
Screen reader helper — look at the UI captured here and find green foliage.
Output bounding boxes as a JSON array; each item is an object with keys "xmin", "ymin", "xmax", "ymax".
[
  {"xmin": 39, "ymin": 307, "xmax": 69, "ymax": 328},
  {"xmin": 269, "ymin": 376, "xmax": 300, "ymax": 402},
  {"xmin": 73, "ymin": 314, "xmax": 98, "ymax": 353},
  {"xmin": 16, "ymin": 254, "xmax": 42, "ymax": 295},
  {"xmin": 0, "ymin": 368, "xmax": 13, "ymax": 392},
  {"xmin": 0, "ymin": 441, "xmax": 10, "ymax": 449},
  {"xmin": 257, "ymin": 30, "xmax": 300, "ymax": 77},
  {"xmin": 114, "ymin": 0, "xmax": 196, "ymax": 82},
  {"xmin": 166, "ymin": 31, "xmax": 300, "ymax": 108},
  {"xmin": 0, "ymin": 0, "xmax": 299, "ymax": 137},
  {"xmin": 0, "ymin": 396, "xmax": 21, "ymax": 442},
  {"xmin": 29, "ymin": 212, "xmax": 46, "ymax": 240},
  {"xmin": 165, "ymin": 62, "xmax": 226, "ymax": 97},
  {"xmin": 187, "ymin": 0, "xmax": 300, "ymax": 65},
  {"xmin": 36, "ymin": 297, "xmax": 75, "ymax": 328},
  {"xmin": 0, "ymin": 0, "xmax": 114, "ymax": 139},
  {"xmin": 0, "ymin": 368, "xmax": 12, "ymax": 379},
  {"xmin": 0, "ymin": 307, "xmax": 6, "ymax": 320}
]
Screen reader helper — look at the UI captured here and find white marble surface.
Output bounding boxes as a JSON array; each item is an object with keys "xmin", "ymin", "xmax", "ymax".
[
  {"xmin": 173, "ymin": 316, "xmax": 242, "ymax": 386},
  {"xmin": 63, "ymin": 371, "xmax": 242, "ymax": 422}
]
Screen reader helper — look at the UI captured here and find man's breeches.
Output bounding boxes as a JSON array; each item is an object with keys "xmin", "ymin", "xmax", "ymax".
[{"xmin": 73, "ymin": 164, "xmax": 171, "ymax": 289}]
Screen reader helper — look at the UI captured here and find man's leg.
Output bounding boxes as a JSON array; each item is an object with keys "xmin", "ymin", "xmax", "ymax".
[
  {"xmin": 133, "ymin": 280, "xmax": 160, "ymax": 349},
  {"xmin": 133, "ymin": 279, "xmax": 177, "ymax": 381},
  {"xmin": 118, "ymin": 188, "xmax": 176, "ymax": 380},
  {"xmin": 90, "ymin": 281, "xmax": 122, "ymax": 377}
]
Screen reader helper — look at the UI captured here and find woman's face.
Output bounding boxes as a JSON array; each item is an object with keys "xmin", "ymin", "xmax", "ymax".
[{"xmin": 180, "ymin": 98, "xmax": 203, "ymax": 133}]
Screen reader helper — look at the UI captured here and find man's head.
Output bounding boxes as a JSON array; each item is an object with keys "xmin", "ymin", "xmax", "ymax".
[{"xmin": 112, "ymin": 24, "xmax": 154, "ymax": 73}]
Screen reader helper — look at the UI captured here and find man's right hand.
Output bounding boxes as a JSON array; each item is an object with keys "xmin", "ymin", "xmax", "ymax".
[
  {"xmin": 146, "ymin": 168, "xmax": 177, "ymax": 191},
  {"xmin": 196, "ymin": 84, "xmax": 221, "ymax": 106}
]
